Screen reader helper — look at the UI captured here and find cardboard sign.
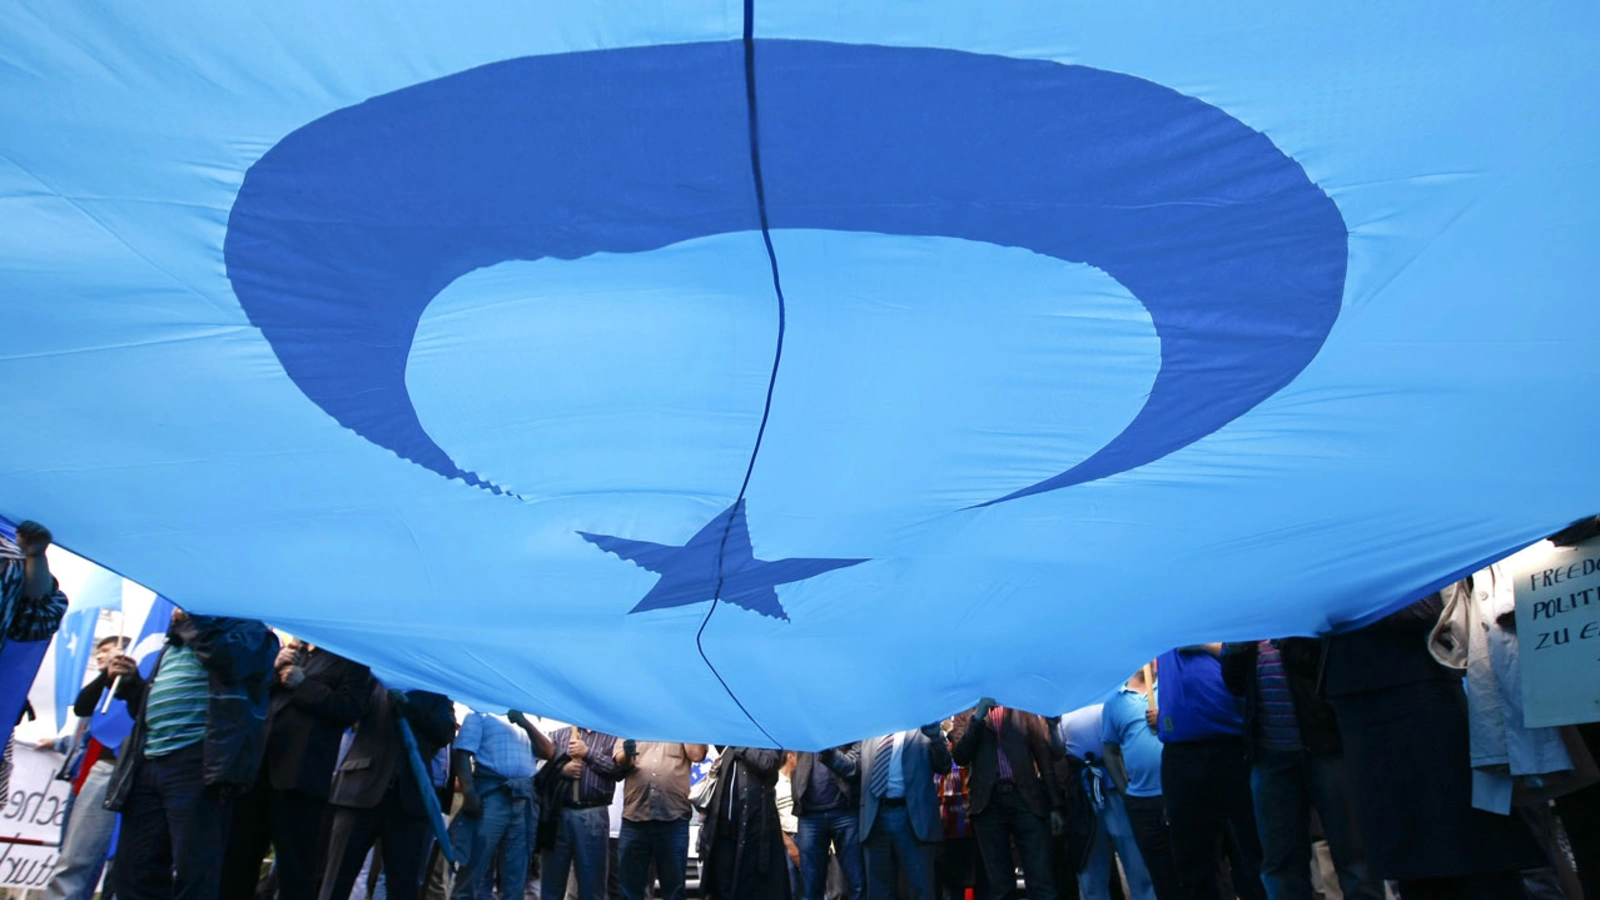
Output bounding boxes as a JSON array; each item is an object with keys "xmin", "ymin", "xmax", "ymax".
[
  {"xmin": 0, "ymin": 744, "xmax": 69, "ymax": 888},
  {"xmin": 1, "ymin": 745, "xmax": 69, "ymax": 846},
  {"xmin": 0, "ymin": 842, "xmax": 59, "ymax": 889},
  {"xmin": 1515, "ymin": 537, "xmax": 1600, "ymax": 728}
]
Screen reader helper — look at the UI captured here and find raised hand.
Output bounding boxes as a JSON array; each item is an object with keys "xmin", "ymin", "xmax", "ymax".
[{"xmin": 15, "ymin": 521, "xmax": 51, "ymax": 557}]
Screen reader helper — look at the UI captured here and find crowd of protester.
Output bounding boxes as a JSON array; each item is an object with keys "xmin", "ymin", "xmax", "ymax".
[{"xmin": 4, "ymin": 517, "xmax": 1600, "ymax": 900}]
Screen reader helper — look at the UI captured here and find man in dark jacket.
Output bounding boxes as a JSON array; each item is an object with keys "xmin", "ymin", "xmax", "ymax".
[
  {"xmin": 1221, "ymin": 639, "xmax": 1381, "ymax": 900},
  {"xmin": 851, "ymin": 726, "xmax": 952, "ymax": 900},
  {"xmin": 105, "ymin": 611, "xmax": 279, "ymax": 900},
  {"xmin": 318, "ymin": 682, "xmax": 456, "ymax": 900},
  {"xmin": 699, "ymin": 747, "xmax": 787, "ymax": 900},
  {"xmin": 950, "ymin": 699, "xmax": 1066, "ymax": 900},
  {"xmin": 791, "ymin": 746, "xmax": 863, "ymax": 900},
  {"xmin": 219, "ymin": 639, "xmax": 374, "ymax": 900}
]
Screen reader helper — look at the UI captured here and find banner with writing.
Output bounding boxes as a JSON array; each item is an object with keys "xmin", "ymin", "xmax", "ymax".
[
  {"xmin": 1515, "ymin": 536, "xmax": 1600, "ymax": 728},
  {"xmin": 0, "ymin": 744, "xmax": 68, "ymax": 887}
]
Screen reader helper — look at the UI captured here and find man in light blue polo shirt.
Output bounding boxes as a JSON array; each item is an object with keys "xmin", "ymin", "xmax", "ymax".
[
  {"xmin": 1101, "ymin": 664, "xmax": 1175, "ymax": 899},
  {"xmin": 451, "ymin": 710, "xmax": 554, "ymax": 900}
]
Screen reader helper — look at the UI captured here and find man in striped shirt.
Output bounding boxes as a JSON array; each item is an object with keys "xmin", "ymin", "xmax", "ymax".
[
  {"xmin": 106, "ymin": 610, "xmax": 278, "ymax": 900},
  {"xmin": 541, "ymin": 725, "xmax": 621, "ymax": 900},
  {"xmin": 1221, "ymin": 640, "xmax": 1382, "ymax": 900}
]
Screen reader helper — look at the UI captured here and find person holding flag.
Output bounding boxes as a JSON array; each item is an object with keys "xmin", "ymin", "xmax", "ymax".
[
  {"xmin": 43, "ymin": 634, "xmax": 131, "ymax": 900},
  {"xmin": 103, "ymin": 608, "xmax": 278, "ymax": 900}
]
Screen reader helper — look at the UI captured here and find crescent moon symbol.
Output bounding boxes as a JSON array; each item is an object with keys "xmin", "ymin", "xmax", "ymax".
[{"xmin": 225, "ymin": 40, "xmax": 1347, "ymax": 504}]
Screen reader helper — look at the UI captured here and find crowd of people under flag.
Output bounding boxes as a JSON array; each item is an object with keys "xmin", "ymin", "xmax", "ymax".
[{"xmin": 4, "ymin": 516, "xmax": 1600, "ymax": 900}]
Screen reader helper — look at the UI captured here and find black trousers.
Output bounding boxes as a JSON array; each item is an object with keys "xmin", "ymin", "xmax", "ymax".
[
  {"xmin": 115, "ymin": 742, "xmax": 234, "ymax": 900},
  {"xmin": 1121, "ymin": 793, "xmax": 1177, "ymax": 900},
  {"xmin": 219, "ymin": 774, "xmax": 327, "ymax": 900},
  {"xmin": 1159, "ymin": 738, "xmax": 1265, "ymax": 900},
  {"xmin": 1555, "ymin": 722, "xmax": 1600, "ymax": 900},
  {"xmin": 318, "ymin": 786, "xmax": 431, "ymax": 900},
  {"xmin": 1393, "ymin": 873, "xmax": 1528, "ymax": 900},
  {"xmin": 971, "ymin": 785, "xmax": 1055, "ymax": 900}
]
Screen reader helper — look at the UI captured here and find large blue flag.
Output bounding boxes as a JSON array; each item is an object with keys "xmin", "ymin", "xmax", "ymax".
[{"xmin": 1, "ymin": 2, "xmax": 1598, "ymax": 746}]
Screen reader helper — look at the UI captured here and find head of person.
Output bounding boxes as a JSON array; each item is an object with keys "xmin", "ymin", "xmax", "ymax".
[{"xmin": 94, "ymin": 635, "xmax": 129, "ymax": 670}]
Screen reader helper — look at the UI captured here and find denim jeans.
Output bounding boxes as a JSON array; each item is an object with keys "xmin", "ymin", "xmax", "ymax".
[
  {"xmin": 617, "ymin": 817, "xmax": 690, "ymax": 900},
  {"xmin": 44, "ymin": 759, "xmax": 116, "ymax": 900},
  {"xmin": 862, "ymin": 805, "xmax": 935, "ymax": 900},
  {"xmin": 1250, "ymin": 749, "xmax": 1383, "ymax": 900},
  {"xmin": 1077, "ymin": 792, "xmax": 1156, "ymax": 900},
  {"xmin": 798, "ymin": 809, "xmax": 863, "ymax": 900},
  {"xmin": 115, "ymin": 742, "xmax": 235, "ymax": 900},
  {"xmin": 542, "ymin": 806, "xmax": 610, "ymax": 900},
  {"xmin": 451, "ymin": 790, "xmax": 532, "ymax": 900}
]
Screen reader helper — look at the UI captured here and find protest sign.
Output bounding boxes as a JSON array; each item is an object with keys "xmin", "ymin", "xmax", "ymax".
[
  {"xmin": 0, "ymin": 744, "xmax": 68, "ymax": 887},
  {"xmin": 1515, "ymin": 536, "xmax": 1600, "ymax": 727}
]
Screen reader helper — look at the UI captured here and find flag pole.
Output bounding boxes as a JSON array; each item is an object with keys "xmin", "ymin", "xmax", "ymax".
[{"xmin": 394, "ymin": 694, "xmax": 457, "ymax": 864}]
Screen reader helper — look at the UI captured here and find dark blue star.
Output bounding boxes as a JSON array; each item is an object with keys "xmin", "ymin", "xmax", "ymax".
[{"xmin": 578, "ymin": 500, "xmax": 868, "ymax": 621}]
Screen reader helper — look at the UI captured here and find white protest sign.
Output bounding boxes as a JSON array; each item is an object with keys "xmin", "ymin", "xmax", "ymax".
[
  {"xmin": 0, "ymin": 842, "xmax": 60, "ymax": 890},
  {"xmin": 1515, "ymin": 536, "xmax": 1600, "ymax": 728},
  {"xmin": 0, "ymin": 744, "xmax": 69, "ymax": 888},
  {"xmin": 2, "ymin": 745, "xmax": 69, "ymax": 844}
]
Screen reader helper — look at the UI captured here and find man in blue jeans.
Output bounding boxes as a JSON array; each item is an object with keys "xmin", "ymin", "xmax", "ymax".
[
  {"xmin": 613, "ymin": 739, "xmax": 708, "ymax": 900},
  {"xmin": 451, "ymin": 710, "xmax": 554, "ymax": 900},
  {"xmin": 541, "ymin": 725, "xmax": 620, "ymax": 900},
  {"xmin": 44, "ymin": 636, "xmax": 130, "ymax": 900},
  {"xmin": 1221, "ymin": 640, "xmax": 1382, "ymax": 900},
  {"xmin": 851, "ymin": 724, "xmax": 950, "ymax": 900},
  {"xmin": 791, "ymin": 746, "xmax": 864, "ymax": 900}
]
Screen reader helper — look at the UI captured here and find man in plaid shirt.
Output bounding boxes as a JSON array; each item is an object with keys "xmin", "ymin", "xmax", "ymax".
[{"xmin": 0, "ymin": 520, "xmax": 68, "ymax": 806}]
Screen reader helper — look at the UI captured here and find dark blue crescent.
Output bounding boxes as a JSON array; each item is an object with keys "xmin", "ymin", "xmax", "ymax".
[{"xmin": 225, "ymin": 39, "xmax": 1347, "ymax": 503}]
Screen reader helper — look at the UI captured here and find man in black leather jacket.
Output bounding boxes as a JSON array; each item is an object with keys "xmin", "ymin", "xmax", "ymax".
[
  {"xmin": 219, "ymin": 639, "xmax": 375, "ymax": 900},
  {"xmin": 105, "ymin": 611, "xmax": 279, "ymax": 900}
]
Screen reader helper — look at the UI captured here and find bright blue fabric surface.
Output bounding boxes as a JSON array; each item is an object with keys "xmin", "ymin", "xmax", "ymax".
[{"xmin": 2, "ymin": 2, "xmax": 1598, "ymax": 747}]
